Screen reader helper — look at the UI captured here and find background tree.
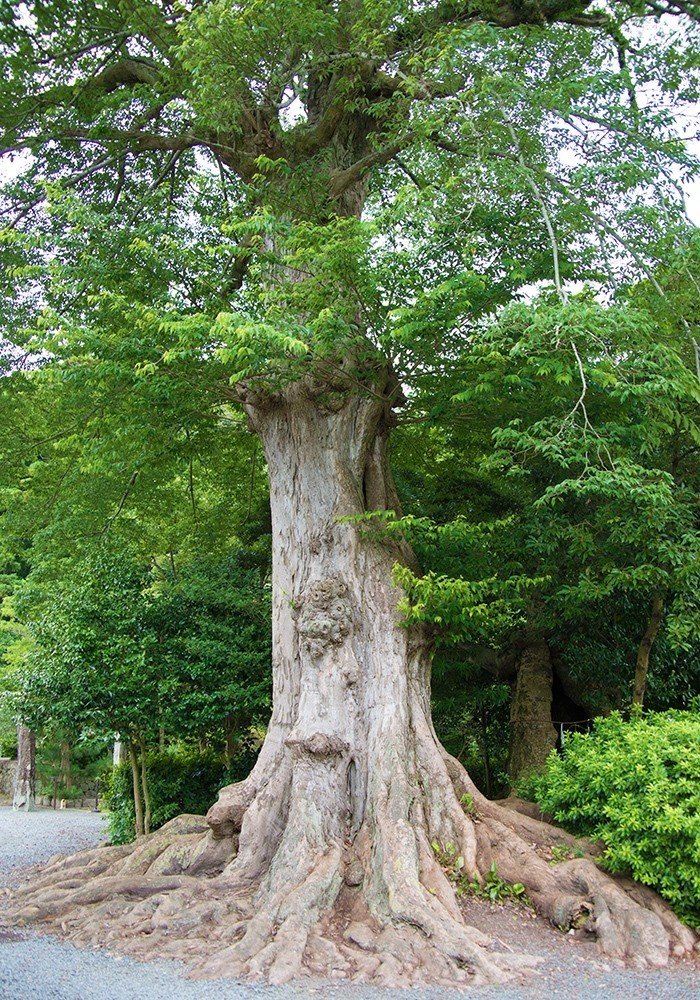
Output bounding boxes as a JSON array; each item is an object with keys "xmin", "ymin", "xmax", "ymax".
[
  {"xmin": 15, "ymin": 542, "xmax": 271, "ymax": 834},
  {"xmin": 388, "ymin": 279, "xmax": 700, "ymax": 783}
]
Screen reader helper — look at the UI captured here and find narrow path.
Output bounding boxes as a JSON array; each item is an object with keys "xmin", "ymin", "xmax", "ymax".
[{"xmin": 0, "ymin": 807, "xmax": 696, "ymax": 999}]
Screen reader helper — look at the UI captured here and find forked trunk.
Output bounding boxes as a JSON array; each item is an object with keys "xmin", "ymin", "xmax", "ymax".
[{"xmin": 5, "ymin": 387, "xmax": 697, "ymax": 983}]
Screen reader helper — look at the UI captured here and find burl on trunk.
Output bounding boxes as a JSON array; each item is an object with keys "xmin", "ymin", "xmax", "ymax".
[{"xmin": 4, "ymin": 378, "xmax": 696, "ymax": 987}]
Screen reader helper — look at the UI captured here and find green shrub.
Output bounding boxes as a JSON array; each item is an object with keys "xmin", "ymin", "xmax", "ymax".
[
  {"xmin": 104, "ymin": 746, "xmax": 232, "ymax": 845},
  {"xmin": 102, "ymin": 766, "xmax": 136, "ymax": 845},
  {"xmin": 525, "ymin": 710, "xmax": 700, "ymax": 928}
]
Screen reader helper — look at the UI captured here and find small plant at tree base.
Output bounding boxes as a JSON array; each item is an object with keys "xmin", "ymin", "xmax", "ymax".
[
  {"xmin": 460, "ymin": 792, "xmax": 477, "ymax": 817},
  {"xmin": 432, "ymin": 843, "xmax": 531, "ymax": 906},
  {"xmin": 431, "ymin": 840, "xmax": 466, "ymax": 880},
  {"xmin": 467, "ymin": 863, "xmax": 531, "ymax": 906},
  {"xmin": 549, "ymin": 843, "xmax": 585, "ymax": 865}
]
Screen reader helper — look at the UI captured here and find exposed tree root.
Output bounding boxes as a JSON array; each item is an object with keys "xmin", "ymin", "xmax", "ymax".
[
  {"xmin": 446, "ymin": 755, "xmax": 698, "ymax": 968},
  {"xmin": 2, "ymin": 742, "xmax": 696, "ymax": 989}
]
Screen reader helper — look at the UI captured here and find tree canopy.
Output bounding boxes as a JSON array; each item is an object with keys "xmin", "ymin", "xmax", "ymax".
[{"xmin": 2, "ymin": 0, "xmax": 700, "ymax": 988}]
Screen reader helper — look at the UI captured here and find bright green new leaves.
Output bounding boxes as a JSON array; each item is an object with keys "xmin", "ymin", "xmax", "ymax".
[
  {"xmin": 525, "ymin": 710, "xmax": 700, "ymax": 928},
  {"xmin": 352, "ymin": 510, "xmax": 545, "ymax": 644}
]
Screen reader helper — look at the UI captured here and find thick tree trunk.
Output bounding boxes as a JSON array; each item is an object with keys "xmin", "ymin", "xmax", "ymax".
[
  {"xmin": 632, "ymin": 593, "xmax": 664, "ymax": 709},
  {"xmin": 12, "ymin": 724, "xmax": 36, "ymax": 812},
  {"xmin": 3, "ymin": 387, "xmax": 696, "ymax": 982},
  {"xmin": 508, "ymin": 636, "xmax": 558, "ymax": 787}
]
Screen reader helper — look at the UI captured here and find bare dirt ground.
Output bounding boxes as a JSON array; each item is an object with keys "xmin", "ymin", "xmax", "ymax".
[{"xmin": 0, "ymin": 806, "xmax": 697, "ymax": 999}]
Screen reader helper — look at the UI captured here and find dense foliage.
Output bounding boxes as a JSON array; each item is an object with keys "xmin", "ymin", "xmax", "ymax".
[
  {"xmin": 15, "ymin": 546, "xmax": 271, "ymax": 748},
  {"xmin": 0, "ymin": 0, "xmax": 698, "ymax": 929},
  {"xmin": 105, "ymin": 744, "xmax": 259, "ymax": 844},
  {"xmin": 523, "ymin": 710, "xmax": 700, "ymax": 928}
]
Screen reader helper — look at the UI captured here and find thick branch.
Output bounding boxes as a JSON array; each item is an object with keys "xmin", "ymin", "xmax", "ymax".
[
  {"xmin": 330, "ymin": 133, "xmax": 415, "ymax": 198},
  {"xmin": 386, "ymin": 1, "xmax": 604, "ymax": 55},
  {"xmin": 92, "ymin": 58, "xmax": 160, "ymax": 93}
]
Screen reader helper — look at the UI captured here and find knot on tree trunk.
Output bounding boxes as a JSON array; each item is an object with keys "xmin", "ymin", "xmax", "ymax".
[
  {"xmin": 295, "ymin": 577, "xmax": 354, "ymax": 657},
  {"xmin": 285, "ymin": 731, "xmax": 350, "ymax": 758}
]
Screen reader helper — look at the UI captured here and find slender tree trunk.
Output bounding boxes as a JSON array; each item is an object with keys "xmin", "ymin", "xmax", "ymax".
[
  {"xmin": 224, "ymin": 713, "xmax": 239, "ymax": 769},
  {"xmin": 13, "ymin": 724, "xmax": 36, "ymax": 812},
  {"xmin": 138, "ymin": 735, "xmax": 152, "ymax": 836},
  {"xmin": 113, "ymin": 738, "xmax": 125, "ymax": 767},
  {"xmin": 508, "ymin": 635, "xmax": 557, "ymax": 787},
  {"xmin": 478, "ymin": 708, "xmax": 493, "ymax": 798},
  {"xmin": 59, "ymin": 740, "xmax": 71, "ymax": 788},
  {"xmin": 633, "ymin": 593, "xmax": 665, "ymax": 709},
  {"xmin": 129, "ymin": 742, "xmax": 145, "ymax": 837}
]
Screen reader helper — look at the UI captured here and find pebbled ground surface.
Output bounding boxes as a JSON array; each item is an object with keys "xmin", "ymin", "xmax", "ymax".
[{"xmin": 0, "ymin": 805, "xmax": 697, "ymax": 1000}]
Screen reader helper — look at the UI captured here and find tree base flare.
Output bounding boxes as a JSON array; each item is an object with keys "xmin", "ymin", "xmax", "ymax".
[{"xmin": 2, "ymin": 770, "xmax": 696, "ymax": 989}]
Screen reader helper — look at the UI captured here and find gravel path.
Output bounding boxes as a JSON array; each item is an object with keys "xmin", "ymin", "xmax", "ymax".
[
  {"xmin": 0, "ymin": 806, "xmax": 109, "ymax": 884},
  {"xmin": 0, "ymin": 806, "xmax": 697, "ymax": 1000}
]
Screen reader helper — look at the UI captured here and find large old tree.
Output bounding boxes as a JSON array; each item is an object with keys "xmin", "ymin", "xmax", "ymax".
[{"xmin": 1, "ymin": 0, "xmax": 699, "ymax": 986}]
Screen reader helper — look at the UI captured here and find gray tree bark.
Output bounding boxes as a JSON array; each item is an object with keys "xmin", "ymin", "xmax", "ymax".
[
  {"xmin": 508, "ymin": 636, "xmax": 558, "ymax": 787},
  {"xmin": 13, "ymin": 724, "xmax": 36, "ymax": 812},
  {"xmin": 5, "ymin": 386, "xmax": 697, "ymax": 981}
]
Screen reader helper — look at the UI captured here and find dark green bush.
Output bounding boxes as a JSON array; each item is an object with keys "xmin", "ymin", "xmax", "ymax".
[
  {"xmin": 523, "ymin": 710, "xmax": 700, "ymax": 928},
  {"xmin": 104, "ymin": 746, "xmax": 232, "ymax": 844}
]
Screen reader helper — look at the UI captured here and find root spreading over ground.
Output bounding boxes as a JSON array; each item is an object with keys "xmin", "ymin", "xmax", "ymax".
[
  {"xmin": 2, "ymin": 394, "xmax": 697, "ymax": 987},
  {"xmin": 2, "ymin": 753, "xmax": 696, "ymax": 989}
]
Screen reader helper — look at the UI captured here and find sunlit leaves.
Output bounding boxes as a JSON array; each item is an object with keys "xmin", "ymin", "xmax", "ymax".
[{"xmin": 526, "ymin": 710, "xmax": 700, "ymax": 928}]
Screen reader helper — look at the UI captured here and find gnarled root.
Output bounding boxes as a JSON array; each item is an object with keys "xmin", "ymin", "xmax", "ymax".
[
  {"xmin": 2, "ymin": 737, "xmax": 697, "ymax": 988},
  {"xmin": 445, "ymin": 752, "xmax": 698, "ymax": 969}
]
